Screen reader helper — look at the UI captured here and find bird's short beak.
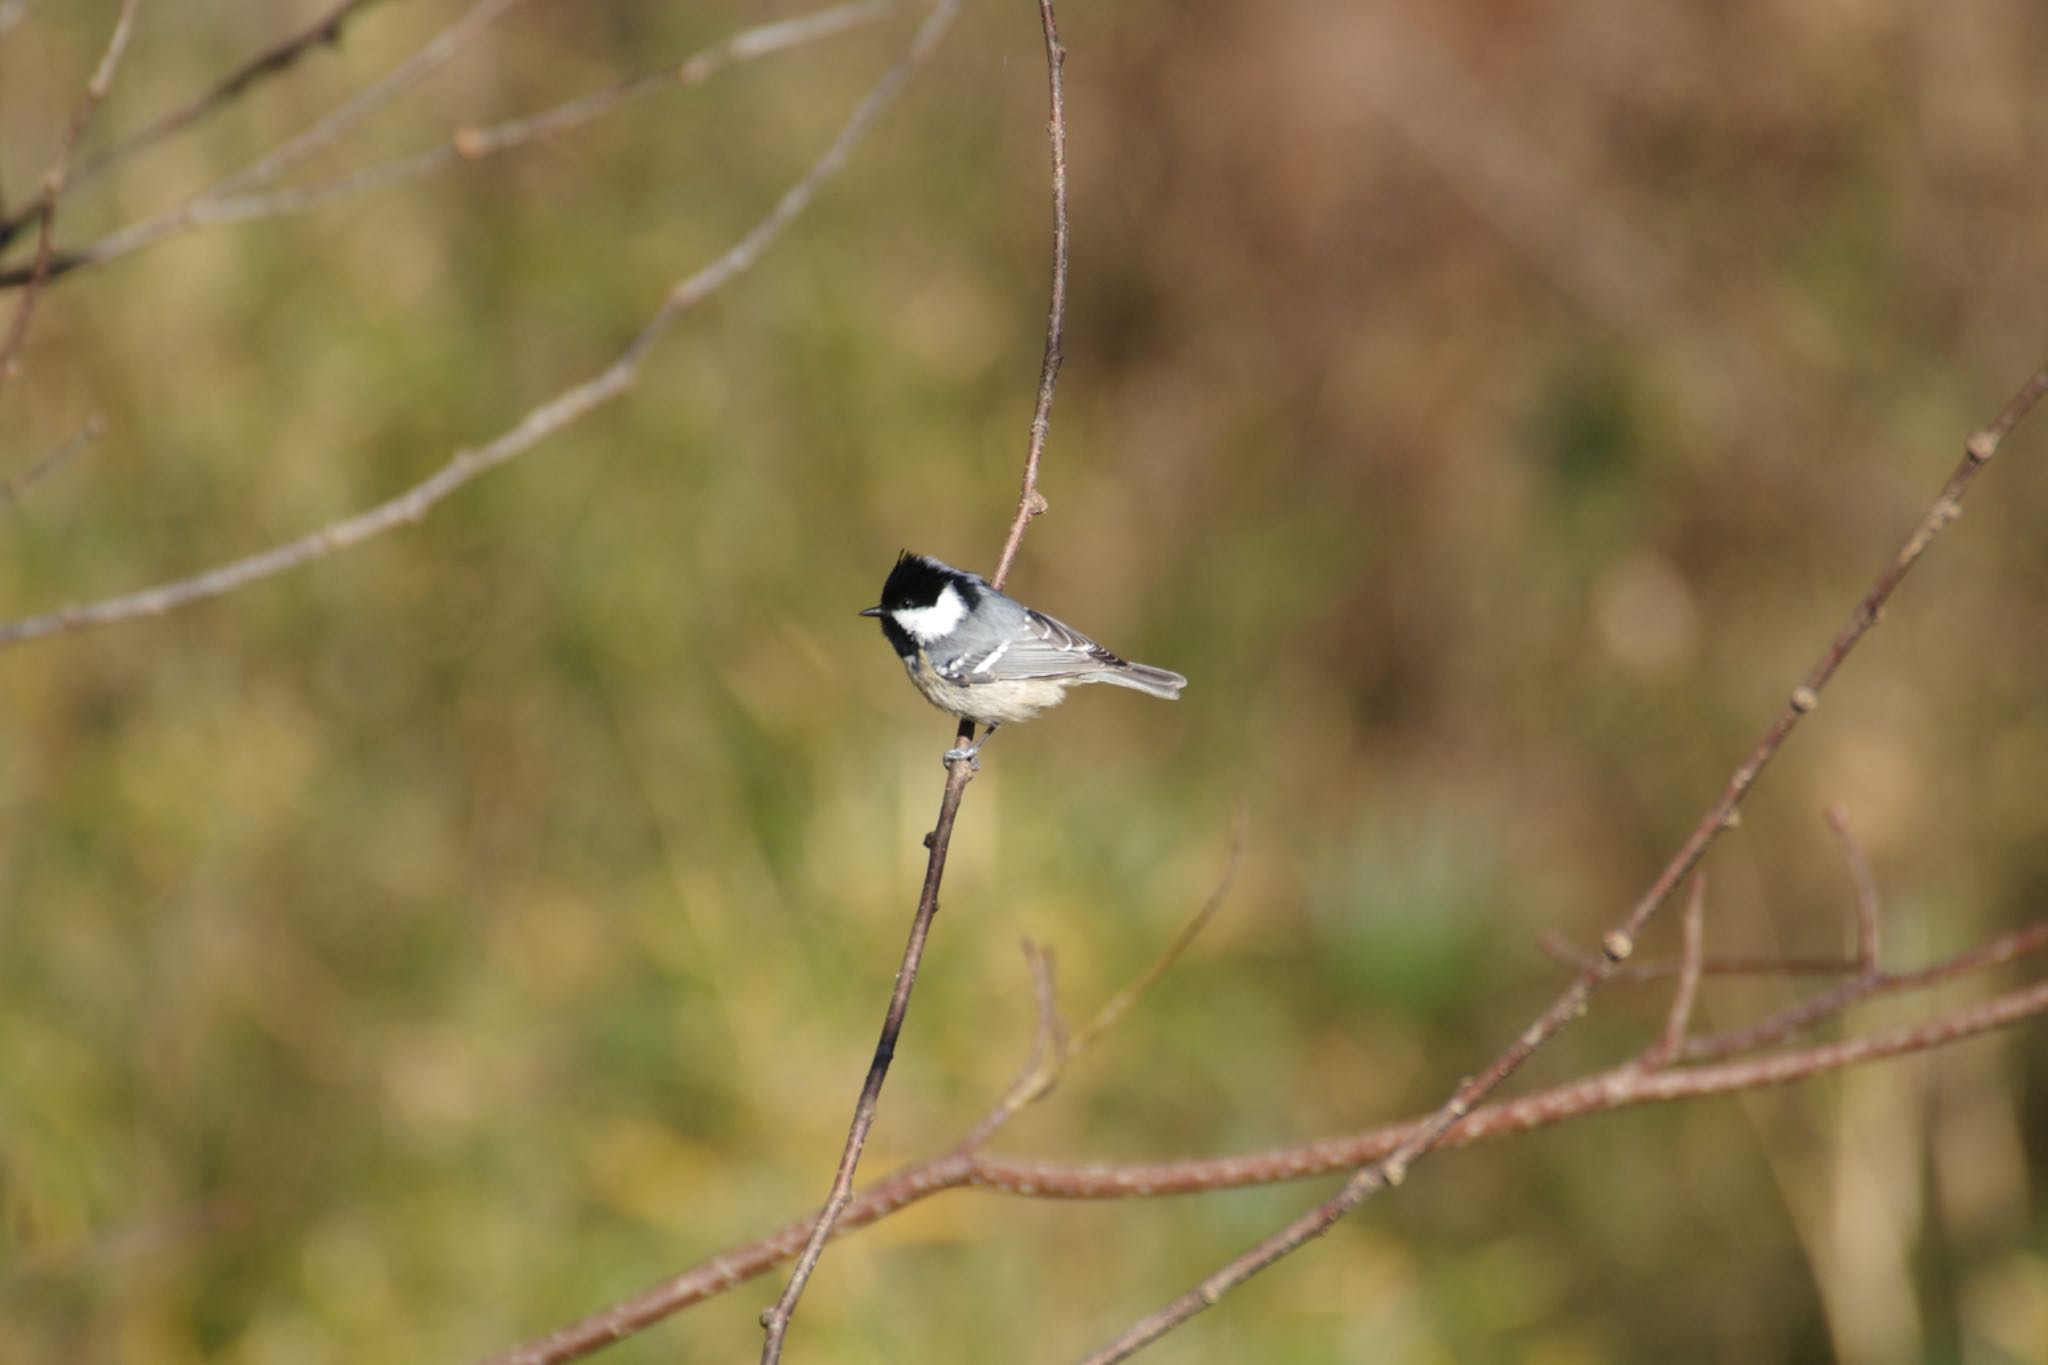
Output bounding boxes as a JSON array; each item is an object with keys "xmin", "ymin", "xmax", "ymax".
[{"xmin": 858, "ymin": 606, "xmax": 884, "ymax": 617}]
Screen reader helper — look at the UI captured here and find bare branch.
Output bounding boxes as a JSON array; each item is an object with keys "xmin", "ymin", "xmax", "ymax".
[
  {"xmin": 0, "ymin": 0, "xmax": 522, "ymax": 290},
  {"xmin": 0, "ymin": 0, "xmax": 386, "ymax": 250},
  {"xmin": 1072, "ymin": 364, "xmax": 2048, "ymax": 1362},
  {"xmin": 0, "ymin": 0, "xmax": 139, "ymax": 403},
  {"xmin": 0, "ymin": 2, "xmax": 956, "ymax": 652},
  {"xmin": 755, "ymin": 3, "xmax": 1051, "ymax": 1355},
  {"xmin": 474, "ymin": 922, "xmax": 2048, "ymax": 1365},
  {"xmin": 112, "ymin": 2, "xmax": 902, "ymax": 232},
  {"xmin": 0, "ymin": 0, "xmax": 898, "ymax": 291}
]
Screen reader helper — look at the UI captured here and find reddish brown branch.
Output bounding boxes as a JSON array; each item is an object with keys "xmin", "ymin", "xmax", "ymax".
[
  {"xmin": 474, "ymin": 924, "xmax": 2048, "ymax": 1365},
  {"xmin": 1073, "ymin": 366, "xmax": 2048, "ymax": 1362}
]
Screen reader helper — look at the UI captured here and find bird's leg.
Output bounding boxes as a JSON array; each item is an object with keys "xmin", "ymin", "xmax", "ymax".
[{"xmin": 941, "ymin": 723, "xmax": 999, "ymax": 768}]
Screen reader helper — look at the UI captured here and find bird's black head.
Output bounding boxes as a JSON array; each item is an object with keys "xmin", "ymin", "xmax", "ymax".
[
  {"xmin": 860, "ymin": 552, "xmax": 983, "ymax": 655},
  {"xmin": 864, "ymin": 556, "xmax": 983, "ymax": 618},
  {"xmin": 870, "ymin": 551, "xmax": 965, "ymax": 613}
]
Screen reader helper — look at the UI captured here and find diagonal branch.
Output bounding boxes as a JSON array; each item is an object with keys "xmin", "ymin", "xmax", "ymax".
[
  {"xmin": 1072, "ymin": 364, "xmax": 2048, "ymax": 1362},
  {"xmin": 0, "ymin": 1, "xmax": 954, "ymax": 652}
]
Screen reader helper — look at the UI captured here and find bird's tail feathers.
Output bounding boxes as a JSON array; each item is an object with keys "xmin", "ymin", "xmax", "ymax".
[{"xmin": 1095, "ymin": 661, "xmax": 1187, "ymax": 700}]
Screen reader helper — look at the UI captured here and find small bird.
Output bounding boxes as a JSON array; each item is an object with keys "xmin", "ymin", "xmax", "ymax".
[{"xmin": 862, "ymin": 551, "xmax": 1186, "ymax": 763}]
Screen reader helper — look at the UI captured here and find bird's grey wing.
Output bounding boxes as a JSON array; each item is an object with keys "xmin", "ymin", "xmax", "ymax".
[{"xmin": 934, "ymin": 608, "xmax": 1128, "ymax": 683}]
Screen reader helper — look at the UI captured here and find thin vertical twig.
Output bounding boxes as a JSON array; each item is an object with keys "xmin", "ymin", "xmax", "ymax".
[
  {"xmin": 1074, "ymin": 366, "xmax": 2048, "ymax": 1363},
  {"xmin": 1637, "ymin": 873, "xmax": 1706, "ymax": 1071},
  {"xmin": 988, "ymin": 0, "xmax": 1067, "ymax": 592},
  {"xmin": 753, "ymin": 2, "xmax": 1064, "ymax": 1359},
  {"xmin": 1824, "ymin": 805, "xmax": 1882, "ymax": 973}
]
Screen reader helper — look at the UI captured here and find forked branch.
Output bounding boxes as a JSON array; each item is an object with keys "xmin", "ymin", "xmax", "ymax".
[
  {"xmin": 1075, "ymin": 363, "xmax": 2048, "ymax": 1363},
  {"xmin": 478, "ymin": 890, "xmax": 2048, "ymax": 1365}
]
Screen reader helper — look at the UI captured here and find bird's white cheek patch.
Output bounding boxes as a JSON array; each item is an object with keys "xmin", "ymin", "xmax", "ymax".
[{"xmin": 892, "ymin": 585, "xmax": 967, "ymax": 642}]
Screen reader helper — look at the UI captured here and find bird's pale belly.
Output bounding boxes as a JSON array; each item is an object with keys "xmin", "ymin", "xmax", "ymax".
[{"xmin": 905, "ymin": 650, "xmax": 1067, "ymax": 725}]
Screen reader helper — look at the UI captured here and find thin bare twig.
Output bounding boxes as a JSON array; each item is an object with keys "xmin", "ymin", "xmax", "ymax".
[
  {"xmin": 475, "ymin": 916, "xmax": 2048, "ymax": 1365},
  {"xmin": 0, "ymin": 0, "xmax": 523, "ymax": 291},
  {"xmin": 1540, "ymin": 932, "xmax": 1860, "ymax": 981},
  {"xmin": 0, "ymin": 2, "xmax": 956, "ymax": 652},
  {"xmin": 1825, "ymin": 805, "xmax": 1882, "ymax": 971},
  {"xmin": 956, "ymin": 940, "xmax": 1069, "ymax": 1152},
  {"xmin": 1683, "ymin": 917, "xmax": 2048, "ymax": 1064},
  {"xmin": 967, "ymin": 810, "xmax": 1242, "ymax": 1149},
  {"xmin": 183, "ymin": 1, "xmax": 899, "ymax": 229},
  {"xmin": 988, "ymin": 0, "xmax": 1067, "ymax": 591},
  {"xmin": 0, "ymin": 0, "xmax": 139, "ymax": 402},
  {"xmin": 1, "ymin": 413, "xmax": 104, "ymax": 506},
  {"xmin": 756, "ymin": 4, "xmax": 1057, "ymax": 1356},
  {"xmin": 1074, "ymin": 366, "xmax": 2048, "ymax": 1362},
  {"xmin": 77, "ymin": 1, "xmax": 382, "ymax": 184},
  {"xmin": 0, "ymin": 0, "xmax": 898, "ymax": 291},
  {"xmin": 1636, "ymin": 872, "xmax": 1706, "ymax": 1070},
  {"xmin": 0, "ymin": 0, "xmax": 385, "ymax": 250}
]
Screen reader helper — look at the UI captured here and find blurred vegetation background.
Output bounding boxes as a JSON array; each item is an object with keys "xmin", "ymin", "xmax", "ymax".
[{"xmin": 3, "ymin": 1, "xmax": 2046, "ymax": 1361}]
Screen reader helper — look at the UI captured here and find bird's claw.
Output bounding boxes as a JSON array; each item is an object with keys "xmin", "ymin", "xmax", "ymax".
[{"xmin": 942, "ymin": 745, "xmax": 981, "ymax": 770}]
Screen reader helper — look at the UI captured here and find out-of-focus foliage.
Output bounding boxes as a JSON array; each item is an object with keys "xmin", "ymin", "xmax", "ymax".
[{"xmin": 3, "ymin": 2, "xmax": 2046, "ymax": 1362}]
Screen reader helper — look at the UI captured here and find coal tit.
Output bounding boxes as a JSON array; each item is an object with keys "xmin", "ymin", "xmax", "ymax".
[{"xmin": 862, "ymin": 551, "xmax": 1186, "ymax": 762}]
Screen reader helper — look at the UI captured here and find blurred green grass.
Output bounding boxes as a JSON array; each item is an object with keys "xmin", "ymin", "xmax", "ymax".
[{"xmin": 4, "ymin": 2, "xmax": 2047, "ymax": 1362}]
